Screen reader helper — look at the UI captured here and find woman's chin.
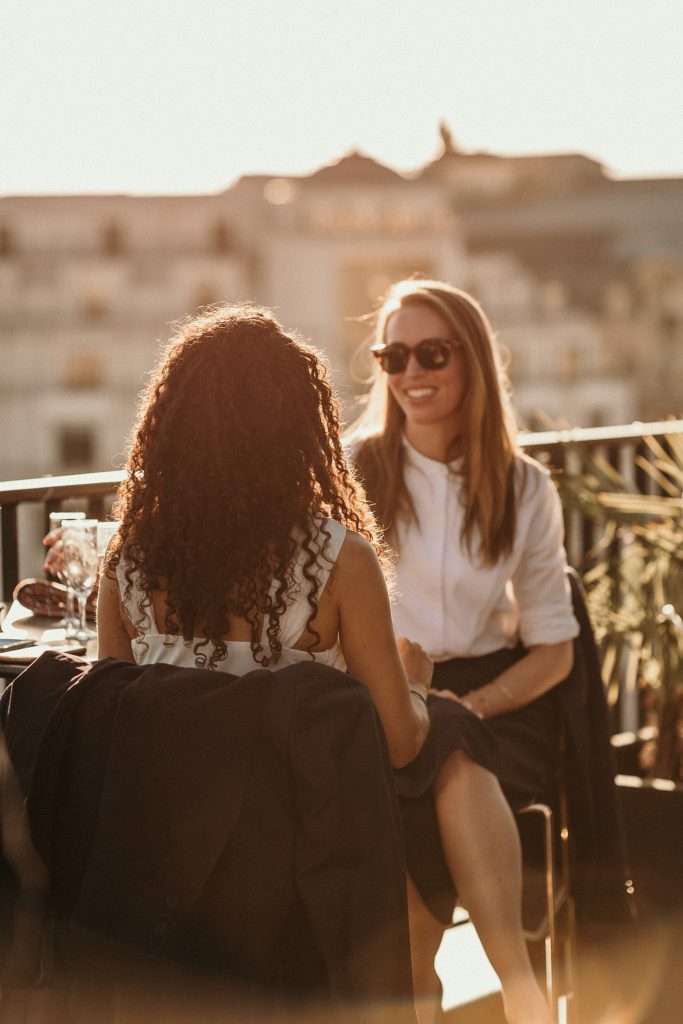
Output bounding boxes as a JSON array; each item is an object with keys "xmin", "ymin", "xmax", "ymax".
[{"xmin": 404, "ymin": 408, "xmax": 460, "ymax": 431}]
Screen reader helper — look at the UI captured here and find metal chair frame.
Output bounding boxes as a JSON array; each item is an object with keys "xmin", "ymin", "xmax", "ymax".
[{"xmin": 518, "ymin": 796, "xmax": 577, "ymax": 1024}]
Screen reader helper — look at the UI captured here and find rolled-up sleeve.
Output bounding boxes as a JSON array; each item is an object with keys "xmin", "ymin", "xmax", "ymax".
[{"xmin": 513, "ymin": 473, "xmax": 580, "ymax": 647}]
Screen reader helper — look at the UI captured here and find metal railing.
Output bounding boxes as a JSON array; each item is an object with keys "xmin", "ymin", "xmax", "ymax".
[
  {"xmin": 1, "ymin": 419, "xmax": 682, "ymax": 603},
  {"xmin": 519, "ymin": 418, "xmax": 683, "ymax": 568},
  {"xmin": 0, "ymin": 470, "xmax": 123, "ymax": 601}
]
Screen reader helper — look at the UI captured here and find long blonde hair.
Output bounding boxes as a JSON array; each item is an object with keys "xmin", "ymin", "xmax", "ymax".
[{"xmin": 348, "ymin": 279, "xmax": 519, "ymax": 564}]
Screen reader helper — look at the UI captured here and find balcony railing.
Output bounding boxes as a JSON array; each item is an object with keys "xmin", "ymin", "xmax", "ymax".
[
  {"xmin": 0, "ymin": 470, "xmax": 124, "ymax": 601},
  {"xmin": 1, "ymin": 419, "xmax": 682, "ymax": 603}
]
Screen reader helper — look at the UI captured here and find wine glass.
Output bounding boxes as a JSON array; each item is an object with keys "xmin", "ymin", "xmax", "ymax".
[
  {"xmin": 47, "ymin": 510, "xmax": 86, "ymax": 633},
  {"xmin": 61, "ymin": 520, "xmax": 99, "ymax": 643},
  {"xmin": 96, "ymin": 521, "xmax": 120, "ymax": 562}
]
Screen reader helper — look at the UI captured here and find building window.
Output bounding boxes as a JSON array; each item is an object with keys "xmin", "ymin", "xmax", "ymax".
[
  {"xmin": 0, "ymin": 225, "xmax": 15, "ymax": 257},
  {"xmin": 63, "ymin": 353, "xmax": 105, "ymax": 390},
  {"xmin": 82, "ymin": 289, "xmax": 108, "ymax": 321},
  {"xmin": 211, "ymin": 221, "xmax": 233, "ymax": 254},
  {"xmin": 660, "ymin": 310, "xmax": 680, "ymax": 341},
  {"xmin": 59, "ymin": 425, "xmax": 95, "ymax": 470},
  {"xmin": 102, "ymin": 222, "xmax": 125, "ymax": 256}
]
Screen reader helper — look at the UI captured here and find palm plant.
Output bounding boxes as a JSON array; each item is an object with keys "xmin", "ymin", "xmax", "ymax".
[{"xmin": 553, "ymin": 430, "xmax": 683, "ymax": 782}]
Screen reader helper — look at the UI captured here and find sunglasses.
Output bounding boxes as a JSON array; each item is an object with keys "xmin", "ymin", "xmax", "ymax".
[{"xmin": 370, "ymin": 337, "xmax": 461, "ymax": 375}]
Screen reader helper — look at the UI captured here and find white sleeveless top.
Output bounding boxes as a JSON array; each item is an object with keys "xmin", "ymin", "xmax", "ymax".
[{"xmin": 115, "ymin": 518, "xmax": 347, "ymax": 674}]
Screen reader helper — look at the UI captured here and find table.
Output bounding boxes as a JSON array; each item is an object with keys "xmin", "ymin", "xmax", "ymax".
[{"xmin": 0, "ymin": 599, "xmax": 96, "ymax": 681}]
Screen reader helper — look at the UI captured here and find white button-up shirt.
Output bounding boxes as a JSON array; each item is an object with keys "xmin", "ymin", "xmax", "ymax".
[{"xmin": 391, "ymin": 440, "xmax": 579, "ymax": 661}]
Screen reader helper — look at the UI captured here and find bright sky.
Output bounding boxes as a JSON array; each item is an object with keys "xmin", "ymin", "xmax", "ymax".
[{"xmin": 2, "ymin": 0, "xmax": 682, "ymax": 195}]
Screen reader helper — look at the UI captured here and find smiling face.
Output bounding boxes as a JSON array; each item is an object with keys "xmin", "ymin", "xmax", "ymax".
[{"xmin": 384, "ymin": 302, "xmax": 467, "ymax": 453}]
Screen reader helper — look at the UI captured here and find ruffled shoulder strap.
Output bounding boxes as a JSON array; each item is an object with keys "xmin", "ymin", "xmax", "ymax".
[
  {"xmin": 115, "ymin": 555, "xmax": 159, "ymax": 633},
  {"xmin": 276, "ymin": 519, "xmax": 347, "ymax": 649}
]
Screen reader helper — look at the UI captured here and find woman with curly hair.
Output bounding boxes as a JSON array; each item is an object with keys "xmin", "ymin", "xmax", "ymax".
[
  {"xmin": 349, "ymin": 279, "xmax": 579, "ymax": 1024},
  {"xmin": 97, "ymin": 304, "xmax": 432, "ymax": 771}
]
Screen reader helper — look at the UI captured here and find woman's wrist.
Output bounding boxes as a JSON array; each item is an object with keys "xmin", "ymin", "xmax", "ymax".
[
  {"xmin": 492, "ymin": 678, "xmax": 519, "ymax": 710},
  {"xmin": 409, "ymin": 682, "xmax": 429, "ymax": 705},
  {"xmin": 461, "ymin": 678, "xmax": 521, "ymax": 720}
]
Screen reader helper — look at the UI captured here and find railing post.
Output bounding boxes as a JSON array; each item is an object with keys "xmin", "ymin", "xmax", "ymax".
[
  {"xmin": 1, "ymin": 503, "xmax": 19, "ymax": 602},
  {"xmin": 87, "ymin": 496, "xmax": 107, "ymax": 521}
]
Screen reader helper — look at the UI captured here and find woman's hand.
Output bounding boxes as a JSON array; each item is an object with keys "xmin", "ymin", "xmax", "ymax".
[
  {"xmin": 43, "ymin": 528, "xmax": 64, "ymax": 575},
  {"xmin": 396, "ymin": 636, "xmax": 433, "ymax": 693},
  {"xmin": 428, "ymin": 640, "xmax": 575, "ymax": 721}
]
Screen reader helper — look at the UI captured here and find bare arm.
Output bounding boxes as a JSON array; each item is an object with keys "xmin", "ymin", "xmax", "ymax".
[
  {"xmin": 97, "ymin": 571, "xmax": 135, "ymax": 663},
  {"xmin": 335, "ymin": 532, "xmax": 432, "ymax": 768},
  {"xmin": 435, "ymin": 641, "xmax": 573, "ymax": 720},
  {"xmin": 441, "ymin": 469, "xmax": 575, "ymax": 719}
]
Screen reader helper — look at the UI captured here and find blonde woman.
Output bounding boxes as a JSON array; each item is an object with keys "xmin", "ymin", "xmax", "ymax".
[{"xmin": 349, "ymin": 280, "xmax": 579, "ymax": 1024}]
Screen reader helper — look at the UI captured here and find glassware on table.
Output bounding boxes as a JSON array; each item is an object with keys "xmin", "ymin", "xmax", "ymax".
[
  {"xmin": 61, "ymin": 520, "xmax": 99, "ymax": 643},
  {"xmin": 47, "ymin": 511, "xmax": 86, "ymax": 633},
  {"xmin": 96, "ymin": 521, "xmax": 120, "ymax": 561}
]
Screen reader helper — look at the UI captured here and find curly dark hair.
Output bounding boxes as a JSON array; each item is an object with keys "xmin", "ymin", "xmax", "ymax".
[{"xmin": 107, "ymin": 304, "xmax": 382, "ymax": 668}]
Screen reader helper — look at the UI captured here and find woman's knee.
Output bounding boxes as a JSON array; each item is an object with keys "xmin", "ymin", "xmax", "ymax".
[
  {"xmin": 435, "ymin": 748, "xmax": 499, "ymax": 797},
  {"xmin": 437, "ymin": 748, "xmax": 478, "ymax": 782}
]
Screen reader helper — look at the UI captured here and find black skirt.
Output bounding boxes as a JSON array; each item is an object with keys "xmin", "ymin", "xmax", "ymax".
[{"xmin": 394, "ymin": 646, "xmax": 561, "ymax": 924}]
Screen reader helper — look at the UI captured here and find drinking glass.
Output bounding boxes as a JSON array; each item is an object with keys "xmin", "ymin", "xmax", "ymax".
[
  {"xmin": 61, "ymin": 520, "xmax": 99, "ymax": 642},
  {"xmin": 48, "ymin": 510, "xmax": 86, "ymax": 633},
  {"xmin": 96, "ymin": 521, "xmax": 120, "ymax": 561}
]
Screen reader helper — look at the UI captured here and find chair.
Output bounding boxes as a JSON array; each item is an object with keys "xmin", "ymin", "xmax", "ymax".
[
  {"xmin": 0, "ymin": 654, "xmax": 419, "ymax": 1023},
  {"xmin": 517, "ymin": 567, "xmax": 638, "ymax": 1023},
  {"xmin": 518, "ymin": 787, "xmax": 577, "ymax": 1024}
]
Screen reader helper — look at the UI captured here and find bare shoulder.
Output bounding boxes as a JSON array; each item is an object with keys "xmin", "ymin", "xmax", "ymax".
[
  {"xmin": 337, "ymin": 528, "xmax": 380, "ymax": 565},
  {"xmin": 335, "ymin": 529, "xmax": 384, "ymax": 589},
  {"xmin": 97, "ymin": 566, "xmax": 137, "ymax": 641},
  {"xmin": 334, "ymin": 529, "xmax": 394, "ymax": 637}
]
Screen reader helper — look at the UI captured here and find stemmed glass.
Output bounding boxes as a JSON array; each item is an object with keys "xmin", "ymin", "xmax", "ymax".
[
  {"xmin": 96, "ymin": 521, "xmax": 120, "ymax": 562},
  {"xmin": 61, "ymin": 520, "xmax": 99, "ymax": 643},
  {"xmin": 48, "ymin": 510, "xmax": 85, "ymax": 634}
]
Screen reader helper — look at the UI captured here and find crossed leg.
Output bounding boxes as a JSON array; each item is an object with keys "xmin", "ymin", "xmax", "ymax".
[{"xmin": 409, "ymin": 750, "xmax": 554, "ymax": 1024}]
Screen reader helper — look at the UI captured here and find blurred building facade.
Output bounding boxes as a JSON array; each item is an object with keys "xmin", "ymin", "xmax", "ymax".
[{"xmin": 1, "ymin": 131, "xmax": 682, "ymax": 479}]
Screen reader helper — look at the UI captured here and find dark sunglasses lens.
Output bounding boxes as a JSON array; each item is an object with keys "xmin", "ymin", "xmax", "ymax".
[
  {"xmin": 416, "ymin": 340, "xmax": 452, "ymax": 370},
  {"xmin": 374, "ymin": 346, "xmax": 408, "ymax": 374}
]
